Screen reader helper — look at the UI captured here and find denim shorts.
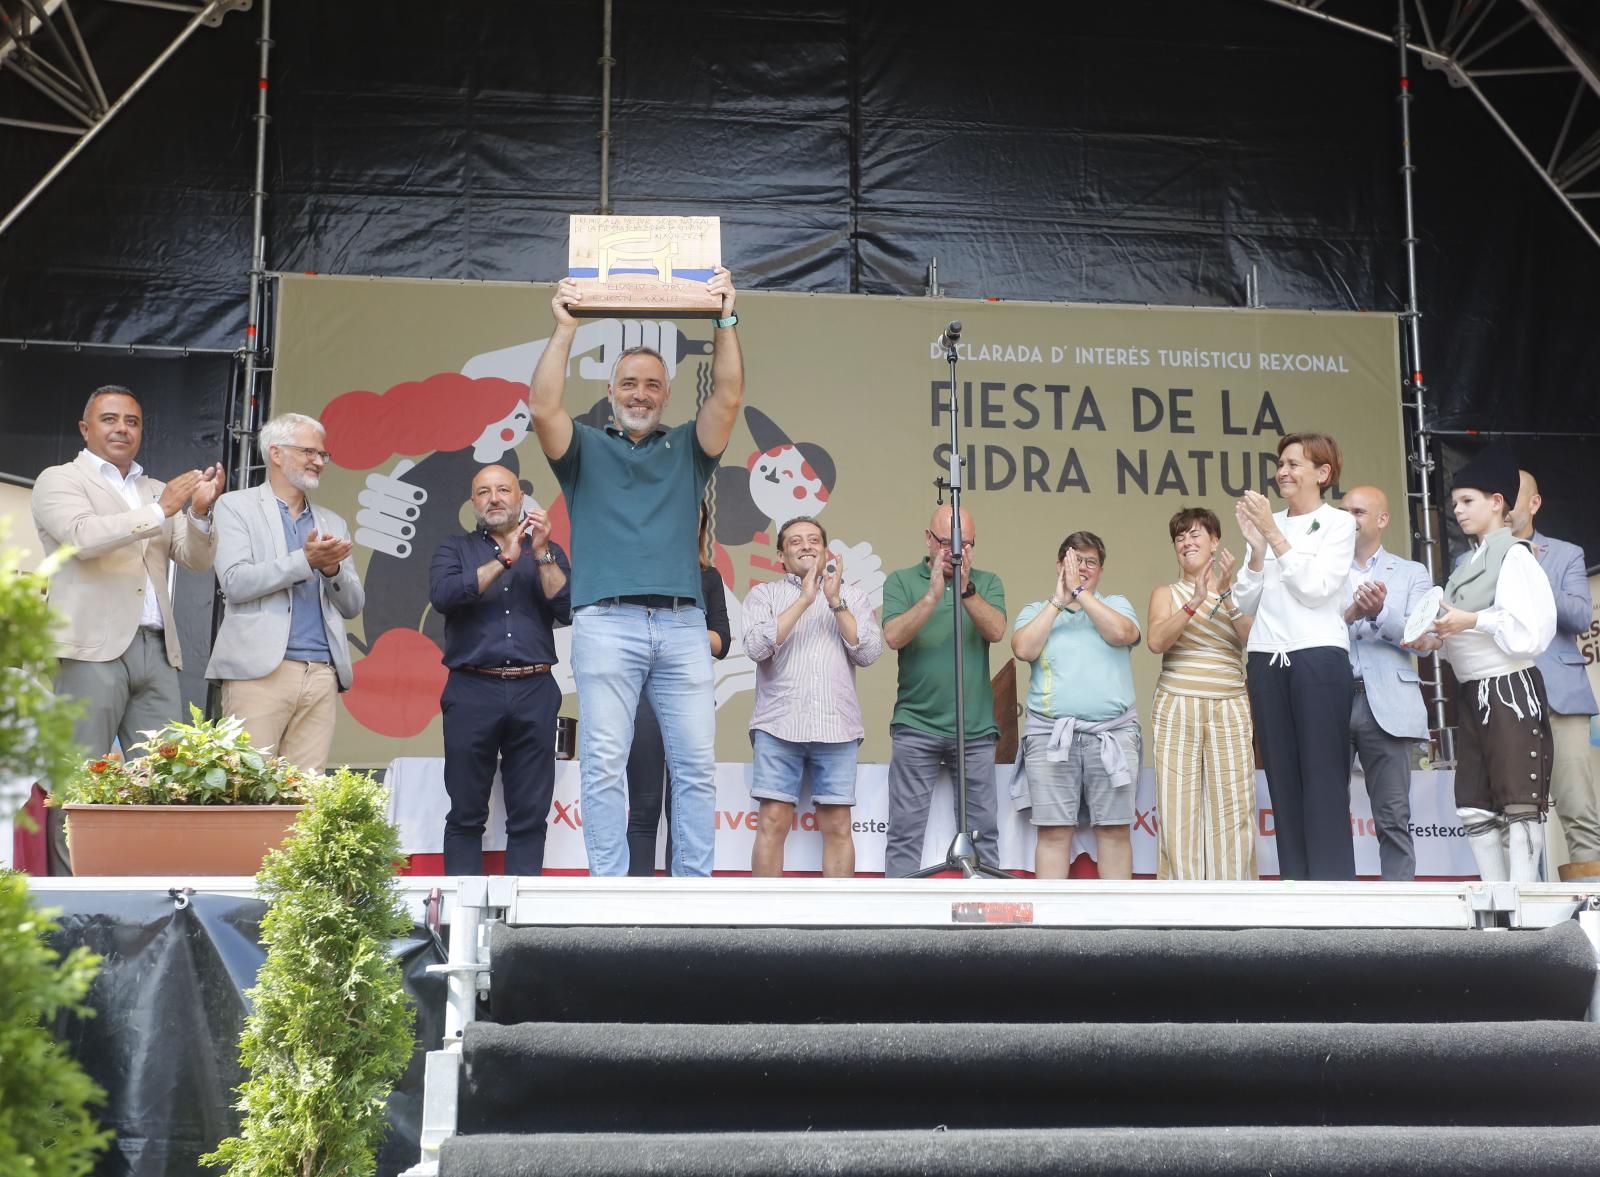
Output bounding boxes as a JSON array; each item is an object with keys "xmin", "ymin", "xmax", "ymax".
[{"xmin": 750, "ymin": 730, "xmax": 859, "ymax": 806}]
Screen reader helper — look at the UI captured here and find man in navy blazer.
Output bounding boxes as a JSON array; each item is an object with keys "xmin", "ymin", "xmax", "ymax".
[
  {"xmin": 1512, "ymin": 471, "xmax": 1599, "ymax": 874},
  {"xmin": 1342, "ymin": 487, "xmax": 1432, "ymax": 880}
]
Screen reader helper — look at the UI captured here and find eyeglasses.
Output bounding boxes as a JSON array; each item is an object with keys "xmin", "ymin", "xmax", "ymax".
[
  {"xmin": 1073, "ymin": 557, "xmax": 1101, "ymax": 570},
  {"xmin": 278, "ymin": 444, "xmax": 332, "ymax": 463},
  {"xmin": 927, "ymin": 530, "xmax": 974, "ymax": 550}
]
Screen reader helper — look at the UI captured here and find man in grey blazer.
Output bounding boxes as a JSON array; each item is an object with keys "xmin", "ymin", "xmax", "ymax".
[
  {"xmin": 1342, "ymin": 486, "xmax": 1432, "ymax": 880},
  {"xmin": 1511, "ymin": 470, "xmax": 1599, "ymax": 876},
  {"xmin": 206, "ymin": 413, "xmax": 363, "ymax": 775}
]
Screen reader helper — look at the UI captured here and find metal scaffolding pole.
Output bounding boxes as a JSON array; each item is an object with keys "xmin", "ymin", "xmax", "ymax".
[
  {"xmin": 1393, "ymin": 0, "xmax": 1452, "ymax": 761},
  {"xmin": 235, "ymin": 0, "xmax": 272, "ymax": 493},
  {"xmin": 597, "ymin": 0, "xmax": 614, "ymax": 215}
]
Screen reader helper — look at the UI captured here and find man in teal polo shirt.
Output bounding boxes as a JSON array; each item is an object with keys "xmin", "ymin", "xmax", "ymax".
[
  {"xmin": 881, "ymin": 505, "xmax": 1008, "ymax": 876},
  {"xmin": 528, "ymin": 267, "xmax": 742, "ymax": 876}
]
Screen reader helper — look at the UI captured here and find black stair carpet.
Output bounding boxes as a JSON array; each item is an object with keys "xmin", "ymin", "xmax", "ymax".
[{"xmin": 439, "ymin": 920, "xmax": 1600, "ymax": 1177}]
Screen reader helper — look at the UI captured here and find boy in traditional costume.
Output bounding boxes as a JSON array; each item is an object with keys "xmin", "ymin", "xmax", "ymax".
[{"xmin": 1408, "ymin": 445, "xmax": 1555, "ymax": 881}]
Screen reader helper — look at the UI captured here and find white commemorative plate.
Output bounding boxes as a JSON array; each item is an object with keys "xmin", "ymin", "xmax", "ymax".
[{"xmin": 1402, "ymin": 585, "xmax": 1445, "ymax": 645}]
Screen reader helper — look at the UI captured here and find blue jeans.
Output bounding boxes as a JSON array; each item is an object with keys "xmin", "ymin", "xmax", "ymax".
[{"xmin": 571, "ymin": 601, "xmax": 716, "ymax": 876}]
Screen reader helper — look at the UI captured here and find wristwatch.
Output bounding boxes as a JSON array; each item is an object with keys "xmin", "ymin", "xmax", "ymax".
[
  {"xmin": 714, "ymin": 312, "xmax": 739, "ymax": 329},
  {"xmin": 829, "ymin": 602, "xmax": 850, "ymax": 614},
  {"xmin": 496, "ymin": 551, "xmax": 515, "ymax": 570},
  {"xmin": 961, "ymin": 582, "xmax": 977, "ymax": 599},
  {"xmin": 534, "ymin": 550, "xmax": 559, "ymax": 565}
]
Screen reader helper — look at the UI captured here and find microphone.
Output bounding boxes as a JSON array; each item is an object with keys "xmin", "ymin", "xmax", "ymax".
[{"xmin": 935, "ymin": 320, "xmax": 963, "ymax": 350}]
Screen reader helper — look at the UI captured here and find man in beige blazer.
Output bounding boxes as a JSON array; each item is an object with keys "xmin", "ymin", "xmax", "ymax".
[
  {"xmin": 206, "ymin": 413, "xmax": 363, "ymax": 775},
  {"xmin": 32, "ymin": 385, "xmax": 223, "ymax": 871}
]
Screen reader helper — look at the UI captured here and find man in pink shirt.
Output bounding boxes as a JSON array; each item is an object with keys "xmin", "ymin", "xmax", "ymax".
[{"xmin": 743, "ymin": 516, "xmax": 883, "ymax": 876}]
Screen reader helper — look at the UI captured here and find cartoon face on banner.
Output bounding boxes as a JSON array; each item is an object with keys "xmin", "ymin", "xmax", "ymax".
[{"xmin": 273, "ymin": 277, "xmax": 1405, "ymax": 768}]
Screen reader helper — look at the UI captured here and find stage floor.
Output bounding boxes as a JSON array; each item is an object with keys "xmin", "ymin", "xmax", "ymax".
[{"xmin": 26, "ymin": 874, "xmax": 1600, "ymax": 930}]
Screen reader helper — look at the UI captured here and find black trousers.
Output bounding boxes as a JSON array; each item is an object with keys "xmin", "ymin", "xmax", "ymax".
[
  {"xmin": 441, "ymin": 670, "xmax": 559, "ymax": 876},
  {"xmin": 1247, "ymin": 646, "xmax": 1356, "ymax": 881},
  {"xmin": 625, "ymin": 696, "xmax": 672, "ymax": 877}
]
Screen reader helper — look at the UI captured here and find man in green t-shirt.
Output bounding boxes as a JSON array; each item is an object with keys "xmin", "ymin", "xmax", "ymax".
[{"xmin": 881, "ymin": 505, "xmax": 1008, "ymax": 876}]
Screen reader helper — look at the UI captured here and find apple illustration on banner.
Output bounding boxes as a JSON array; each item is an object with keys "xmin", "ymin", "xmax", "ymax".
[{"xmin": 341, "ymin": 628, "xmax": 450, "ymax": 738}]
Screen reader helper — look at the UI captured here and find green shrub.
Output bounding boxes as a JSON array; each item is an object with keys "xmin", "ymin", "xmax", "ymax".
[
  {"xmin": 0, "ymin": 540, "xmax": 107, "ymax": 1174},
  {"xmin": 203, "ymin": 768, "xmax": 415, "ymax": 1177},
  {"xmin": 52, "ymin": 706, "xmax": 310, "ymax": 806},
  {"xmin": 0, "ymin": 543, "xmax": 80, "ymax": 825},
  {"xmin": 0, "ymin": 874, "xmax": 111, "ymax": 1175}
]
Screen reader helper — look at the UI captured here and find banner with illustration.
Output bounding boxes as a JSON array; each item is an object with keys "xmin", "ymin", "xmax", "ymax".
[{"xmin": 271, "ymin": 275, "xmax": 1404, "ymax": 768}]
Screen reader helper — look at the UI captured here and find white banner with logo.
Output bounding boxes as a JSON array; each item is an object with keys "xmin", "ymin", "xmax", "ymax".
[{"xmin": 385, "ymin": 758, "xmax": 1478, "ymax": 878}]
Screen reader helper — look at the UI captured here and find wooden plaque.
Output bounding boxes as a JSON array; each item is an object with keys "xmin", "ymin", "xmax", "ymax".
[{"xmin": 567, "ymin": 214, "xmax": 723, "ymax": 316}]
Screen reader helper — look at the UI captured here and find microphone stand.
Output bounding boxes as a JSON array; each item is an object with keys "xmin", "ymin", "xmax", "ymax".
[{"xmin": 909, "ymin": 322, "xmax": 1015, "ymax": 880}]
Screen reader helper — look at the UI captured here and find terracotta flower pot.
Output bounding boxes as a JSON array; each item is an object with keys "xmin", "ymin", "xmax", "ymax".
[{"xmin": 63, "ymin": 804, "xmax": 305, "ymax": 876}]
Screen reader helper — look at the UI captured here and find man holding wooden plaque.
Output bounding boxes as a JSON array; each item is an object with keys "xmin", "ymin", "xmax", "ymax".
[{"xmin": 529, "ymin": 251, "xmax": 741, "ymax": 876}]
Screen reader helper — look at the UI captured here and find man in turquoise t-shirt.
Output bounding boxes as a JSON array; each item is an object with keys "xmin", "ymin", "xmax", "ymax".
[
  {"xmin": 881, "ymin": 505, "xmax": 1008, "ymax": 876},
  {"xmin": 1011, "ymin": 531, "xmax": 1142, "ymax": 879},
  {"xmin": 529, "ymin": 268, "xmax": 743, "ymax": 877}
]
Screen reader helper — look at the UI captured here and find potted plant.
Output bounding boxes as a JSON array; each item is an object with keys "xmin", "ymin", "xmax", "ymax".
[{"xmin": 51, "ymin": 706, "xmax": 311, "ymax": 876}]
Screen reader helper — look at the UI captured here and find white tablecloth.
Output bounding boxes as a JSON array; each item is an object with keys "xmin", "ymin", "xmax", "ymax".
[{"xmin": 384, "ymin": 759, "xmax": 1479, "ymax": 876}]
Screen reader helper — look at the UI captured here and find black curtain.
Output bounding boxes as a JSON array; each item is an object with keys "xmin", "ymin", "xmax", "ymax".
[{"xmin": 2, "ymin": 0, "xmax": 1598, "ymax": 544}]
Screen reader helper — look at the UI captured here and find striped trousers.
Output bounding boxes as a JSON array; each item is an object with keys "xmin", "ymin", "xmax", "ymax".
[{"xmin": 1151, "ymin": 689, "xmax": 1258, "ymax": 880}]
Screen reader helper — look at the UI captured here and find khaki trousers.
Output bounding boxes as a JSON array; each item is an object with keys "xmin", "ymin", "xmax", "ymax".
[
  {"xmin": 1152, "ymin": 690, "xmax": 1257, "ymax": 880},
  {"xmin": 221, "ymin": 661, "xmax": 339, "ymax": 775},
  {"xmin": 1549, "ymin": 712, "xmax": 1600, "ymax": 862}
]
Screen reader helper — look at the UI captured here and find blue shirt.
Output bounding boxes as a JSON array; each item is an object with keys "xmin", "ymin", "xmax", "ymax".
[
  {"xmin": 548, "ymin": 419, "xmax": 718, "ymax": 608},
  {"xmin": 427, "ymin": 529, "xmax": 572, "ymax": 670},
  {"xmin": 276, "ymin": 497, "xmax": 333, "ymax": 663},
  {"xmin": 1014, "ymin": 594, "xmax": 1140, "ymax": 722}
]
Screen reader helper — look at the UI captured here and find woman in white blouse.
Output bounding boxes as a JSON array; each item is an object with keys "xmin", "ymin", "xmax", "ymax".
[{"xmin": 1232, "ymin": 432, "xmax": 1358, "ymax": 880}]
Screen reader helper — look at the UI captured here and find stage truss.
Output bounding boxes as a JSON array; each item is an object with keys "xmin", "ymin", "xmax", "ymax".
[
  {"xmin": 1263, "ymin": 0, "xmax": 1600, "ymax": 251},
  {"xmin": 0, "ymin": 0, "xmax": 257, "ymax": 238}
]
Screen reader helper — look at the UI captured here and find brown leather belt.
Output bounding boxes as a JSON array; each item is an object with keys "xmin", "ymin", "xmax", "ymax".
[{"xmin": 462, "ymin": 664, "xmax": 551, "ymax": 679}]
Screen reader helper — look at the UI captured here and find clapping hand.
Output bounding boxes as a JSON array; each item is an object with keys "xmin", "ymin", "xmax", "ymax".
[
  {"xmin": 799, "ymin": 552, "xmax": 822, "ymax": 603},
  {"xmin": 1214, "ymin": 548, "xmax": 1237, "ymax": 592},
  {"xmin": 1350, "ymin": 580, "xmax": 1388, "ymax": 621},
  {"xmin": 1054, "ymin": 559, "xmax": 1075, "ymax": 603},
  {"xmin": 305, "ymin": 529, "xmax": 352, "ymax": 575},
  {"xmin": 1234, "ymin": 498, "xmax": 1267, "ymax": 551},
  {"xmin": 157, "ymin": 470, "xmax": 203, "ymax": 518},
  {"xmin": 1060, "ymin": 547, "xmax": 1083, "ymax": 593},
  {"xmin": 518, "ymin": 507, "xmax": 552, "ymax": 554},
  {"xmin": 821, "ymin": 548, "xmax": 844, "ymax": 608},
  {"xmin": 190, "ymin": 465, "xmax": 226, "ymax": 517}
]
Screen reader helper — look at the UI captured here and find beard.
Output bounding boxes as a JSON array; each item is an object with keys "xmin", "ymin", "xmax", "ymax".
[
  {"xmin": 475, "ymin": 505, "xmax": 515, "ymax": 530},
  {"xmin": 611, "ymin": 395, "xmax": 662, "ymax": 435},
  {"xmin": 284, "ymin": 465, "xmax": 321, "ymax": 493}
]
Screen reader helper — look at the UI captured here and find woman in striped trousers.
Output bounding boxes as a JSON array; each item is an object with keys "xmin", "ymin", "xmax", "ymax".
[{"xmin": 1145, "ymin": 508, "xmax": 1257, "ymax": 879}]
